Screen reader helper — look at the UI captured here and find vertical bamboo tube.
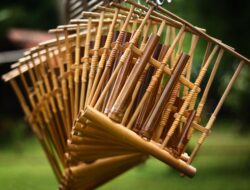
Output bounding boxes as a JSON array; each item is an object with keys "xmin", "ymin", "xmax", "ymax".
[
  {"xmin": 44, "ymin": 46, "xmax": 67, "ymax": 148},
  {"xmin": 161, "ymin": 45, "xmax": 219, "ymax": 147},
  {"xmin": 91, "ymin": 6, "xmax": 136, "ymax": 109},
  {"xmin": 79, "ymin": 17, "xmax": 92, "ymax": 110},
  {"xmin": 73, "ymin": 23, "xmax": 81, "ymax": 118},
  {"xmin": 85, "ymin": 11, "xmax": 105, "ymax": 106},
  {"xmin": 51, "ymin": 32, "xmax": 71, "ymax": 136},
  {"xmin": 108, "ymin": 20, "xmax": 165, "ymax": 122},
  {"xmin": 140, "ymin": 53, "xmax": 190, "ymax": 139},
  {"xmin": 196, "ymin": 49, "xmax": 224, "ymax": 118},
  {"xmin": 183, "ymin": 35, "xmax": 200, "ymax": 97},
  {"xmin": 10, "ymin": 79, "xmax": 62, "ymax": 181},
  {"xmin": 188, "ymin": 61, "xmax": 244, "ymax": 164},
  {"xmin": 132, "ymin": 45, "xmax": 168, "ymax": 132},
  {"xmin": 35, "ymin": 50, "xmax": 66, "ymax": 164},
  {"xmin": 176, "ymin": 110, "xmax": 196, "ymax": 156},
  {"xmin": 87, "ymin": 8, "xmax": 120, "ymax": 105},
  {"xmin": 127, "ymin": 25, "xmax": 186, "ymax": 129},
  {"xmin": 63, "ymin": 28, "xmax": 74, "ymax": 121},
  {"xmin": 102, "ymin": 19, "xmax": 140, "ymax": 115}
]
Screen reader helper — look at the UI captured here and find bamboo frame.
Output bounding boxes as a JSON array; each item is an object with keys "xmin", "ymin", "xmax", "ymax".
[{"xmin": 1, "ymin": 0, "xmax": 249, "ymax": 188}]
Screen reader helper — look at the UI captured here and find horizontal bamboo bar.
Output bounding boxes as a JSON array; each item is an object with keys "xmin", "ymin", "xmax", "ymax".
[{"xmin": 82, "ymin": 106, "xmax": 197, "ymax": 177}]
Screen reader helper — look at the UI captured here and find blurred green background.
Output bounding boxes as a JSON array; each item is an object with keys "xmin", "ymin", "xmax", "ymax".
[{"xmin": 0, "ymin": 0, "xmax": 249, "ymax": 189}]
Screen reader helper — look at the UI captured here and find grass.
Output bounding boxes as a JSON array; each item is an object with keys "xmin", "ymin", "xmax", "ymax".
[{"xmin": 0, "ymin": 123, "xmax": 250, "ymax": 190}]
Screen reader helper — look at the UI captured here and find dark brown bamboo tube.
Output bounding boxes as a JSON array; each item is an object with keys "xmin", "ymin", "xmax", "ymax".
[
  {"xmin": 108, "ymin": 34, "xmax": 161, "ymax": 122},
  {"xmin": 103, "ymin": 20, "xmax": 152, "ymax": 116},
  {"xmin": 126, "ymin": 25, "xmax": 186, "ymax": 130},
  {"xmin": 162, "ymin": 45, "xmax": 219, "ymax": 147},
  {"xmin": 175, "ymin": 110, "xmax": 196, "ymax": 157},
  {"xmin": 140, "ymin": 53, "xmax": 190, "ymax": 139},
  {"xmin": 101, "ymin": 32, "xmax": 132, "ymax": 113},
  {"xmin": 90, "ymin": 6, "xmax": 135, "ymax": 108},
  {"xmin": 94, "ymin": 6, "xmax": 155, "ymax": 110},
  {"xmin": 132, "ymin": 45, "xmax": 168, "ymax": 132},
  {"xmin": 82, "ymin": 106, "xmax": 196, "ymax": 177}
]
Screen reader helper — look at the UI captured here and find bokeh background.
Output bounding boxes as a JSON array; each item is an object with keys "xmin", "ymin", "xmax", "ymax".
[{"xmin": 0, "ymin": 0, "xmax": 249, "ymax": 189}]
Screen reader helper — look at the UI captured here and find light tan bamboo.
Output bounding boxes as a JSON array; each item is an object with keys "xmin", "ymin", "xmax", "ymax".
[
  {"xmin": 85, "ymin": 11, "xmax": 105, "ymax": 106},
  {"xmin": 64, "ymin": 154, "xmax": 146, "ymax": 190},
  {"xmin": 162, "ymin": 45, "xmax": 219, "ymax": 147},
  {"xmin": 87, "ymin": 8, "xmax": 120, "ymax": 104},
  {"xmin": 110, "ymin": 20, "xmax": 165, "ymax": 123},
  {"xmin": 153, "ymin": 32, "xmax": 199, "ymax": 141},
  {"xmin": 93, "ymin": 5, "xmax": 154, "ymax": 110},
  {"xmin": 82, "ymin": 106, "xmax": 196, "ymax": 177},
  {"xmin": 10, "ymin": 80, "xmax": 62, "ymax": 181},
  {"xmin": 196, "ymin": 49, "xmax": 224, "ymax": 118},
  {"xmin": 46, "ymin": 32, "xmax": 71, "ymax": 135},
  {"xmin": 73, "ymin": 23, "xmax": 81, "ymax": 119},
  {"xmin": 183, "ymin": 35, "xmax": 200, "ymax": 97},
  {"xmin": 127, "ymin": 25, "xmax": 186, "ymax": 129},
  {"xmin": 79, "ymin": 17, "xmax": 92, "ymax": 111},
  {"xmin": 63, "ymin": 28, "xmax": 74, "ymax": 122},
  {"xmin": 188, "ymin": 61, "xmax": 244, "ymax": 164}
]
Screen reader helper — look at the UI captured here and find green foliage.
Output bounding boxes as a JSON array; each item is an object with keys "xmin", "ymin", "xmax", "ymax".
[{"xmin": 0, "ymin": 0, "xmax": 58, "ymax": 40}]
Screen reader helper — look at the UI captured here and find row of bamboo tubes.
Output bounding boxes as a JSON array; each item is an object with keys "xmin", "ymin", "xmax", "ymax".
[{"xmin": 2, "ymin": 0, "xmax": 249, "ymax": 189}]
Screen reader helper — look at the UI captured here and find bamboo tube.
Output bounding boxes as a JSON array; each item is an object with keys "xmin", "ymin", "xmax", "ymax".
[
  {"xmin": 152, "ymin": 32, "xmax": 191, "ymax": 139},
  {"xmin": 175, "ymin": 110, "xmax": 196, "ymax": 157},
  {"xmin": 73, "ymin": 23, "xmax": 81, "ymax": 119},
  {"xmin": 79, "ymin": 16, "xmax": 92, "ymax": 111},
  {"xmin": 188, "ymin": 61, "xmax": 244, "ymax": 164},
  {"xmin": 68, "ymin": 135, "xmax": 133, "ymax": 148},
  {"xmin": 162, "ymin": 45, "xmax": 219, "ymax": 147},
  {"xmin": 121, "ymin": 44, "xmax": 162, "ymax": 126},
  {"xmin": 109, "ymin": 21, "xmax": 165, "ymax": 122},
  {"xmin": 82, "ymin": 106, "xmax": 196, "ymax": 177},
  {"xmin": 32, "ymin": 50, "xmax": 67, "ymax": 166},
  {"xmin": 46, "ymin": 33, "xmax": 71, "ymax": 136},
  {"xmin": 91, "ymin": 6, "xmax": 136, "ymax": 109},
  {"xmin": 87, "ymin": 8, "xmax": 120, "ymax": 105},
  {"xmin": 85, "ymin": 11, "xmax": 105, "ymax": 106},
  {"xmin": 140, "ymin": 53, "xmax": 190, "ymax": 139},
  {"xmin": 102, "ymin": 19, "xmax": 142, "ymax": 115},
  {"xmin": 127, "ymin": 25, "xmax": 186, "ymax": 129},
  {"xmin": 10, "ymin": 79, "xmax": 63, "ymax": 181},
  {"xmin": 196, "ymin": 49, "xmax": 224, "ymax": 118},
  {"xmin": 183, "ymin": 35, "xmax": 200, "ymax": 97},
  {"xmin": 62, "ymin": 28, "xmax": 74, "ymax": 121},
  {"xmin": 44, "ymin": 46, "xmax": 67, "ymax": 148},
  {"xmin": 132, "ymin": 45, "xmax": 168, "ymax": 132}
]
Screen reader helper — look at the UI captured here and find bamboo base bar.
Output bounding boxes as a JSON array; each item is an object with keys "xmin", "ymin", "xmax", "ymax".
[{"xmin": 82, "ymin": 106, "xmax": 197, "ymax": 177}]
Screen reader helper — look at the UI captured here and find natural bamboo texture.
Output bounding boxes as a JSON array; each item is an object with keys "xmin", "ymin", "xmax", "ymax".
[{"xmin": 1, "ymin": 0, "xmax": 249, "ymax": 189}]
